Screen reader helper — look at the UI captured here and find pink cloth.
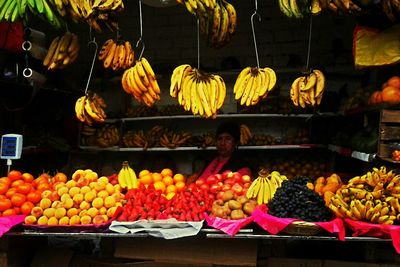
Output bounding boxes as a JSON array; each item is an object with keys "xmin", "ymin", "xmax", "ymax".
[
  {"xmin": 204, "ymin": 212, "xmax": 254, "ymax": 236},
  {"xmin": 198, "ymin": 157, "xmax": 229, "ymax": 180},
  {"xmin": 345, "ymin": 219, "xmax": 400, "ymax": 253},
  {"xmin": 252, "ymin": 205, "xmax": 346, "ymax": 240},
  {"xmin": 0, "ymin": 215, "xmax": 25, "ymax": 237}
]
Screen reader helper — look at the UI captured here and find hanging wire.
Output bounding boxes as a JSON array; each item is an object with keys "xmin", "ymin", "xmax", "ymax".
[
  {"xmin": 85, "ymin": 36, "xmax": 98, "ymax": 95},
  {"xmin": 251, "ymin": 0, "xmax": 261, "ymax": 68},
  {"xmin": 136, "ymin": 0, "xmax": 145, "ymax": 60},
  {"xmin": 305, "ymin": 15, "xmax": 313, "ymax": 73},
  {"xmin": 197, "ymin": 18, "xmax": 200, "ymax": 69}
]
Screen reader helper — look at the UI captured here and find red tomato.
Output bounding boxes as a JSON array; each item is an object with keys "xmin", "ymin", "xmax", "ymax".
[
  {"xmin": 0, "ymin": 199, "xmax": 11, "ymax": 211},
  {"xmin": 21, "ymin": 201, "xmax": 34, "ymax": 215},
  {"xmin": 0, "ymin": 183, "xmax": 8, "ymax": 195},
  {"xmin": 21, "ymin": 173, "xmax": 34, "ymax": 183},
  {"xmin": 27, "ymin": 190, "xmax": 41, "ymax": 204},
  {"xmin": 17, "ymin": 183, "xmax": 32, "ymax": 194},
  {"xmin": 11, "ymin": 193, "xmax": 26, "ymax": 207}
]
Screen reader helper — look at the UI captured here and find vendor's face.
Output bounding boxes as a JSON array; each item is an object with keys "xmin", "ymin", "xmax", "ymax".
[{"xmin": 216, "ymin": 133, "xmax": 236, "ymax": 158}]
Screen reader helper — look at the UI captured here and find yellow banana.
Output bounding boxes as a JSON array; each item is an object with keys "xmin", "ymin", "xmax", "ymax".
[
  {"xmin": 264, "ymin": 67, "xmax": 276, "ymax": 92},
  {"xmin": 234, "ymin": 67, "xmax": 251, "ymax": 94},
  {"xmin": 141, "ymin": 57, "xmax": 156, "ymax": 80},
  {"xmin": 214, "ymin": 75, "xmax": 226, "ymax": 110}
]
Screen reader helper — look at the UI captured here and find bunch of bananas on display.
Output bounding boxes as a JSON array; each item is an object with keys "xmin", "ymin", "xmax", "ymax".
[
  {"xmin": 95, "ymin": 124, "xmax": 120, "ymax": 147},
  {"xmin": 160, "ymin": 131, "xmax": 192, "ymax": 149},
  {"xmin": 49, "ymin": 0, "xmax": 123, "ymax": 32},
  {"xmin": 290, "ymin": 69, "xmax": 325, "ymax": 108},
  {"xmin": 75, "ymin": 92, "xmax": 107, "ymax": 125},
  {"xmin": 122, "ymin": 130, "xmax": 150, "ymax": 150},
  {"xmin": 121, "ymin": 57, "xmax": 161, "ymax": 107},
  {"xmin": 278, "ymin": 0, "xmax": 315, "ymax": 18},
  {"xmin": 43, "ymin": 32, "xmax": 80, "ymax": 70},
  {"xmin": 177, "ymin": 0, "xmax": 237, "ymax": 48},
  {"xmin": 239, "ymin": 124, "xmax": 252, "ymax": 146},
  {"xmin": 170, "ymin": 64, "xmax": 226, "ymax": 119},
  {"xmin": 118, "ymin": 161, "xmax": 138, "ymax": 190},
  {"xmin": 246, "ymin": 170, "xmax": 287, "ymax": 205},
  {"xmin": 98, "ymin": 39, "xmax": 135, "ymax": 71},
  {"xmin": 329, "ymin": 166, "xmax": 400, "ymax": 225},
  {"xmin": 0, "ymin": 0, "xmax": 64, "ymax": 28},
  {"xmin": 234, "ymin": 67, "xmax": 277, "ymax": 106}
]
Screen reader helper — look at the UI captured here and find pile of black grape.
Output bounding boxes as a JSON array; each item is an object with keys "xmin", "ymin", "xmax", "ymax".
[{"xmin": 268, "ymin": 176, "xmax": 333, "ymax": 222}]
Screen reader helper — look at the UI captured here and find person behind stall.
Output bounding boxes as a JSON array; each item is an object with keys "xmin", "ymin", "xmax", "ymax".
[{"xmin": 187, "ymin": 121, "xmax": 252, "ymax": 184}]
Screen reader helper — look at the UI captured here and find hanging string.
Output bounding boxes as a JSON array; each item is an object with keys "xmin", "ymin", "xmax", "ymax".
[
  {"xmin": 136, "ymin": 0, "xmax": 145, "ymax": 60},
  {"xmin": 85, "ymin": 30, "xmax": 98, "ymax": 95},
  {"xmin": 251, "ymin": 0, "xmax": 261, "ymax": 68},
  {"xmin": 197, "ymin": 18, "xmax": 200, "ymax": 69},
  {"xmin": 305, "ymin": 15, "xmax": 313, "ymax": 73}
]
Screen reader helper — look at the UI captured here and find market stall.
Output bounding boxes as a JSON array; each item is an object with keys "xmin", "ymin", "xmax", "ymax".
[{"xmin": 1, "ymin": 0, "xmax": 400, "ymax": 266}]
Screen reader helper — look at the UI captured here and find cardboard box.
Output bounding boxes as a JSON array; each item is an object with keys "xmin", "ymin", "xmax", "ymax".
[
  {"xmin": 114, "ymin": 237, "xmax": 257, "ymax": 266},
  {"xmin": 267, "ymin": 257, "xmax": 323, "ymax": 267}
]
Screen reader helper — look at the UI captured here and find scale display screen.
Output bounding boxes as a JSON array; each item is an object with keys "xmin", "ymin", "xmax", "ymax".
[{"xmin": 1, "ymin": 134, "xmax": 23, "ymax": 160}]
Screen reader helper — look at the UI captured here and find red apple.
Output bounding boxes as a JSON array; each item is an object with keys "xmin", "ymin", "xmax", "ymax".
[
  {"xmin": 241, "ymin": 175, "xmax": 251, "ymax": 183},
  {"xmin": 216, "ymin": 191, "xmax": 224, "ymax": 200},
  {"xmin": 206, "ymin": 175, "xmax": 218, "ymax": 185},
  {"xmin": 231, "ymin": 183, "xmax": 244, "ymax": 195},
  {"xmin": 222, "ymin": 170, "xmax": 233, "ymax": 179},
  {"xmin": 243, "ymin": 182, "xmax": 251, "ymax": 189},
  {"xmin": 221, "ymin": 184, "xmax": 231, "ymax": 191},
  {"xmin": 232, "ymin": 172, "xmax": 243, "ymax": 183},
  {"xmin": 209, "ymin": 184, "xmax": 221, "ymax": 194},
  {"xmin": 215, "ymin": 174, "xmax": 223, "ymax": 181},
  {"xmin": 224, "ymin": 178, "xmax": 236, "ymax": 186}
]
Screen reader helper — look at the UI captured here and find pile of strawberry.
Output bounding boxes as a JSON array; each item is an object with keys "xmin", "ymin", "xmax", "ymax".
[{"xmin": 117, "ymin": 183, "xmax": 214, "ymax": 221}]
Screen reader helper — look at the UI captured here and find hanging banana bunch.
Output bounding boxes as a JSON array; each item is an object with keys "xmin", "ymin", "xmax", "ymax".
[
  {"xmin": 121, "ymin": 57, "xmax": 161, "ymax": 107},
  {"xmin": 233, "ymin": 67, "xmax": 277, "ymax": 106},
  {"xmin": 170, "ymin": 64, "xmax": 226, "ymax": 119},
  {"xmin": 43, "ymin": 32, "xmax": 80, "ymax": 70},
  {"xmin": 290, "ymin": 69, "xmax": 325, "ymax": 108},
  {"xmin": 177, "ymin": 0, "xmax": 237, "ymax": 48},
  {"xmin": 75, "ymin": 92, "xmax": 107, "ymax": 125},
  {"xmin": 98, "ymin": 39, "xmax": 135, "ymax": 71}
]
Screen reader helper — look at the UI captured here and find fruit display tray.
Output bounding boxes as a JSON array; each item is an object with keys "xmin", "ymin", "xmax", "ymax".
[{"xmin": 22, "ymin": 221, "xmax": 112, "ymax": 233}]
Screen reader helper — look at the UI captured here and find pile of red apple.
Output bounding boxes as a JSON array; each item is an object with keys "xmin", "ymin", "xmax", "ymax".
[{"xmin": 194, "ymin": 170, "xmax": 252, "ymax": 200}]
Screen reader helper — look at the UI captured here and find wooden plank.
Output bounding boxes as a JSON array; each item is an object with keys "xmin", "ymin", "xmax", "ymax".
[
  {"xmin": 378, "ymin": 143, "xmax": 393, "ymax": 158},
  {"xmin": 380, "ymin": 126, "xmax": 400, "ymax": 140},
  {"xmin": 381, "ymin": 110, "xmax": 400, "ymax": 123}
]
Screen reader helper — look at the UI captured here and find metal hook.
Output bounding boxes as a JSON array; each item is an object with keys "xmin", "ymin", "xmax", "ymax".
[
  {"xmin": 197, "ymin": 18, "xmax": 200, "ymax": 69},
  {"xmin": 251, "ymin": 1, "xmax": 261, "ymax": 68},
  {"xmin": 304, "ymin": 15, "xmax": 313, "ymax": 74},
  {"xmin": 136, "ymin": 0, "xmax": 145, "ymax": 60},
  {"xmin": 84, "ymin": 37, "xmax": 98, "ymax": 95}
]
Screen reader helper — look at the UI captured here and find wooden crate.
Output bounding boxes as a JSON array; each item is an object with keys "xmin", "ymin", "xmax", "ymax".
[{"xmin": 378, "ymin": 109, "xmax": 400, "ymax": 159}]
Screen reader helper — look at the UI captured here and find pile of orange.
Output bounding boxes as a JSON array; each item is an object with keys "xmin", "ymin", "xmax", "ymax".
[
  {"xmin": 0, "ymin": 170, "xmax": 47, "ymax": 216},
  {"xmin": 24, "ymin": 169, "xmax": 124, "ymax": 226},
  {"xmin": 138, "ymin": 168, "xmax": 186, "ymax": 199}
]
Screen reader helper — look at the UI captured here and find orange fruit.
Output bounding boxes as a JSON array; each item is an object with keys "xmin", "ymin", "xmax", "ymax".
[
  {"xmin": 11, "ymin": 193, "xmax": 26, "ymax": 207},
  {"xmin": 8, "ymin": 170, "xmax": 22, "ymax": 182},
  {"xmin": 166, "ymin": 184, "xmax": 177, "ymax": 194},
  {"xmin": 0, "ymin": 177, "xmax": 10, "ymax": 186},
  {"xmin": 388, "ymin": 76, "xmax": 400, "ymax": 89},
  {"xmin": 22, "ymin": 173, "xmax": 34, "ymax": 183},
  {"xmin": 153, "ymin": 181, "xmax": 166, "ymax": 193},
  {"xmin": 0, "ymin": 183, "xmax": 9, "ymax": 195},
  {"xmin": 152, "ymin": 172, "xmax": 163, "ymax": 182},
  {"xmin": 21, "ymin": 201, "xmax": 34, "ymax": 215},
  {"xmin": 139, "ymin": 169, "xmax": 150, "ymax": 178},
  {"xmin": 2, "ymin": 208, "xmax": 16, "ymax": 216},
  {"xmin": 161, "ymin": 168, "xmax": 173, "ymax": 177},
  {"xmin": 173, "ymin": 173, "xmax": 185, "ymax": 184},
  {"xmin": 162, "ymin": 176, "xmax": 173, "ymax": 186},
  {"xmin": 140, "ymin": 174, "xmax": 153, "ymax": 185},
  {"xmin": 175, "ymin": 181, "xmax": 185, "ymax": 192}
]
